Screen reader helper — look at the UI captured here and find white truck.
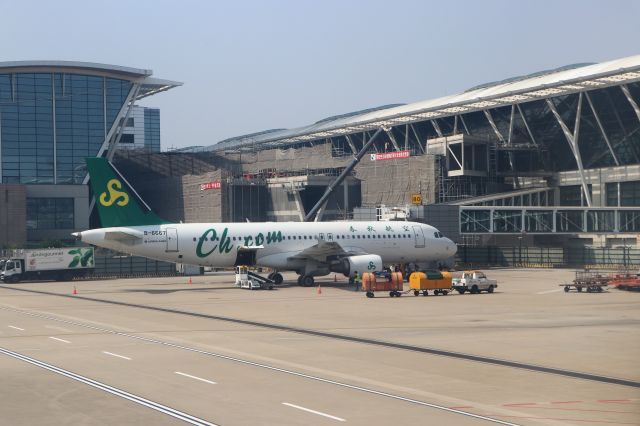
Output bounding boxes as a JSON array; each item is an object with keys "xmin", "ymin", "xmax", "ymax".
[
  {"xmin": 1, "ymin": 247, "xmax": 94, "ymax": 283},
  {"xmin": 452, "ymin": 270, "xmax": 498, "ymax": 294}
]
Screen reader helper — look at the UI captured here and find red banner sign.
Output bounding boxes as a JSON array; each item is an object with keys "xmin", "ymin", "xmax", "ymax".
[
  {"xmin": 200, "ymin": 182, "xmax": 221, "ymax": 190},
  {"xmin": 370, "ymin": 150, "xmax": 410, "ymax": 161}
]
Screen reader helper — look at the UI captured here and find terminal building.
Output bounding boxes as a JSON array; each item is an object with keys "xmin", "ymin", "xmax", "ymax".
[
  {"xmin": 2, "ymin": 56, "xmax": 639, "ymax": 263},
  {"xmin": 115, "ymin": 55, "xmax": 640, "ymax": 255},
  {"xmin": 0, "ymin": 61, "xmax": 180, "ymax": 246}
]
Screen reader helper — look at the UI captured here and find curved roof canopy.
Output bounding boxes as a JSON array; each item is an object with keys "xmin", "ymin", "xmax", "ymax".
[
  {"xmin": 210, "ymin": 55, "xmax": 640, "ymax": 152},
  {"xmin": 0, "ymin": 60, "xmax": 182, "ymax": 100}
]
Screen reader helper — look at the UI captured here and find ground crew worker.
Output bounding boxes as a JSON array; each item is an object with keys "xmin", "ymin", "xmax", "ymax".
[{"xmin": 353, "ymin": 271, "xmax": 361, "ymax": 291}]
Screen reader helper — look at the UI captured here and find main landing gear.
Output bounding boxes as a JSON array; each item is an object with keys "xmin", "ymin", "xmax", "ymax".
[{"xmin": 297, "ymin": 275, "xmax": 315, "ymax": 287}]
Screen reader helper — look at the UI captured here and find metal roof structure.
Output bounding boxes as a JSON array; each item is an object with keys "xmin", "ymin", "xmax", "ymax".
[
  {"xmin": 209, "ymin": 55, "xmax": 640, "ymax": 152},
  {"xmin": 0, "ymin": 60, "xmax": 182, "ymax": 100}
]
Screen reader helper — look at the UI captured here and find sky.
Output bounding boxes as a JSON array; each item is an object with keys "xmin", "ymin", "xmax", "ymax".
[{"xmin": 2, "ymin": 0, "xmax": 639, "ymax": 150}]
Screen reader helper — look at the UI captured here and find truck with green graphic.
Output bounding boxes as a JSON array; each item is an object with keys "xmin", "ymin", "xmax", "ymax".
[{"xmin": 1, "ymin": 247, "xmax": 94, "ymax": 283}]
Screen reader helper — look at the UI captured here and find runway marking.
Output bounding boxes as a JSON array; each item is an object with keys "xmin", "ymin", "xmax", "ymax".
[
  {"xmin": 175, "ymin": 372, "xmax": 216, "ymax": 385},
  {"xmin": 49, "ymin": 337, "xmax": 71, "ymax": 344},
  {"xmin": 8, "ymin": 325, "xmax": 24, "ymax": 331},
  {"xmin": 102, "ymin": 351, "xmax": 131, "ymax": 360},
  {"xmin": 599, "ymin": 399, "xmax": 633, "ymax": 404},
  {"xmin": 0, "ymin": 306, "xmax": 519, "ymax": 425},
  {"xmin": 282, "ymin": 403, "xmax": 345, "ymax": 422},
  {"xmin": 536, "ymin": 289, "xmax": 562, "ymax": 294},
  {"xmin": 0, "ymin": 346, "xmax": 218, "ymax": 426},
  {"xmin": 3, "ymin": 285, "xmax": 637, "ymax": 388},
  {"xmin": 551, "ymin": 401, "xmax": 581, "ymax": 404}
]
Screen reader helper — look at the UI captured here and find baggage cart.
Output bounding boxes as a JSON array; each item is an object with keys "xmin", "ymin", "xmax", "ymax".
[
  {"xmin": 409, "ymin": 271, "xmax": 452, "ymax": 296},
  {"xmin": 363, "ymin": 271, "xmax": 403, "ymax": 298}
]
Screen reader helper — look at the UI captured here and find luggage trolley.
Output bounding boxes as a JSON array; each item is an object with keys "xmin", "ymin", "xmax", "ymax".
[
  {"xmin": 362, "ymin": 271, "xmax": 404, "ymax": 298},
  {"xmin": 409, "ymin": 271, "xmax": 453, "ymax": 296},
  {"xmin": 561, "ymin": 270, "xmax": 609, "ymax": 293}
]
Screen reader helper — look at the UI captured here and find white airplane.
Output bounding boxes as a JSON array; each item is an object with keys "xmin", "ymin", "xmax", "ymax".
[{"xmin": 73, "ymin": 158, "xmax": 457, "ymax": 286}]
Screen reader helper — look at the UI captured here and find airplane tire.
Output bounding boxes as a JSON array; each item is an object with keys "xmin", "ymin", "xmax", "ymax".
[{"xmin": 272, "ymin": 273, "xmax": 283, "ymax": 285}]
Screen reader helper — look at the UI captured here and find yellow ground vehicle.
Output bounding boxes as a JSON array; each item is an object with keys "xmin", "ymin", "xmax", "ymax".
[{"xmin": 409, "ymin": 271, "xmax": 452, "ymax": 296}]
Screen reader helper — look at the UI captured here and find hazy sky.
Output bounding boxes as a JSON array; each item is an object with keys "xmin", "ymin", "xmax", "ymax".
[{"xmin": 2, "ymin": 0, "xmax": 639, "ymax": 150}]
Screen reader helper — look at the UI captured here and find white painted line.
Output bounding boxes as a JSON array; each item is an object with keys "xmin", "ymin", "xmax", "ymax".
[
  {"xmin": 8, "ymin": 325, "xmax": 24, "ymax": 331},
  {"xmin": 102, "ymin": 351, "xmax": 131, "ymax": 360},
  {"xmin": 175, "ymin": 372, "xmax": 216, "ymax": 385},
  {"xmin": 536, "ymin": 289, "xmax": 563, "ymax": 295},
  {"xmin": 283, "ymin": 403, "xmax": 346, "ymax": 422},
  {"xmin": 0, "ymin": 347, "xmax": 219, "ymax": 426},
  {"xmin": 49, "ymin": 337, "xmax": 71, "ymax": 344},
  {"xmin": 0, "ymin": 306, "xmax": 520, "ymax": 425}
]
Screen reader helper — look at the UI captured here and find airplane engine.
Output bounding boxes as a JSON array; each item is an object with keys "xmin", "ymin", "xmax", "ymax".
[{"xmin": 330, "ymin": 255, "xmax": 383, "ymax": 277}]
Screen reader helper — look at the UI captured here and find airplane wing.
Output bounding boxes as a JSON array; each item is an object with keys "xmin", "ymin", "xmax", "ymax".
[{"xmin": 288, "ymin": 240, "xmax": 367, "ymax": 263}]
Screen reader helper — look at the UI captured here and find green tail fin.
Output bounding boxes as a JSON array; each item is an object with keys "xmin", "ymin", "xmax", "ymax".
[{"xmin": 86, "ymin": 157, "xmax": 167, "ymax": 227}]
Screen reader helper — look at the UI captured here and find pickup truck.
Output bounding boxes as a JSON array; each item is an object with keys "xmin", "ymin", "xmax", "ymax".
[{"xmin": 452, "ymin": 270, "xmax": 498, "ymax": 294}]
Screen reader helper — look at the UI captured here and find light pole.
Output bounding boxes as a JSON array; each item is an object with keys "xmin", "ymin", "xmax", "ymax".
[{"xmin": 518, "ymin": 236, "xmax": 523, "ymax": 267}]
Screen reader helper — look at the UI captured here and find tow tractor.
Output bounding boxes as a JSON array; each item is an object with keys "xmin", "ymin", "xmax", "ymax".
[{"xmin": 235, "ymin": 265, "xmax": 275, "ymax": 290}]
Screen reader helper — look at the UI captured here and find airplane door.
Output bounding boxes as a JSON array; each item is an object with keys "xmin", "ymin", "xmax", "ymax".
[
  {"xmin": 318, "ymin": 233, "xmax": 325, "ymax": 241},
  {"xmin": 327, "ymin": 233, "xmax": 333, "ymax": 241},
  {"xmin": 166, "ymin": 228, "xmax": 178, "ymax": 252},
  {"xmin": 412, "ymin": 226, "xmax": 425, "ymax": 248}
]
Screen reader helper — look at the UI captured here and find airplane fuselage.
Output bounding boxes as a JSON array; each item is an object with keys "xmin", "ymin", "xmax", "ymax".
[{"xmin": 77, "ymin": 221, "xmax": 456, "ymax": 276}]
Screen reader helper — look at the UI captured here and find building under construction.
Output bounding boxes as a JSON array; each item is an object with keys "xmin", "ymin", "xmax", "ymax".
[{"xmin": 113, "ymin": 55, "xmax": 640, "ymax": 250}]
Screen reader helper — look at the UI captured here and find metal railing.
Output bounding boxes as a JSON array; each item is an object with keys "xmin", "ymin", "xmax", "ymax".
[{"xmin": 456, "ymin": 245, "xmax": 640, "ymax": 269}]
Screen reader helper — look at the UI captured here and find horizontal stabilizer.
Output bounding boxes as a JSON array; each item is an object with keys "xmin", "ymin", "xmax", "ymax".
[
  {"xmin": 104, "ymin": 230, "xmax": 143, "ymax": 241},
  {"xmin": 237, "ymin": 245, "xmax": 265, "ymax": 251}
]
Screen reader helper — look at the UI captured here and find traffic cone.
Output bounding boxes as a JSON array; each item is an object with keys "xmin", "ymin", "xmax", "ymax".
[
  {"xmin": 334, "ymin": 274, "xmax": 337, "ymax": 282},
  {"xmin": 317, "ymin": 284, "xmax": 322, "ymax": 295},
  {"xmin": 72, "ymin": 286, "xmax": 77, "ymax": 295},
  {"xmin": 188, "ymin": 276, "xmax": 192, "ymax": 285}
]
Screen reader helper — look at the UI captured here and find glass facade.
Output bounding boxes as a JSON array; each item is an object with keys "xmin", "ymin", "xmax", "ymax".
[
  {"xmin": 0, "ymin": 72, "xmax": 132, "ymax": 184},
  {"xmin": 144, "ymin": 108, "xmax": 160, "ymax": 152},
  {"xmin": 26, "ymin": 197, "xmax": 74, "ymax": 230},
  {"xmin": 606, "ymin": 181, "xmax": 640, "ymax": 206}
]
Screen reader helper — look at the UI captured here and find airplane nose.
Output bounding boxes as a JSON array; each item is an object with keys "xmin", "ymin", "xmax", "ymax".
[
  {"xmin": 446, "ymin": 238, "xmax": 457, "ymax": 255},
  {"xmin": 71, "ymin": 232, "xmax": 81, "ymax": 241}
]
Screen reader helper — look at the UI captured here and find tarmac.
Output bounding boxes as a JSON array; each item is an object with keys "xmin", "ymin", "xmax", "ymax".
[{"xmin": 0, "ymin": 268, "xmax": 638, "ymax": 425}]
